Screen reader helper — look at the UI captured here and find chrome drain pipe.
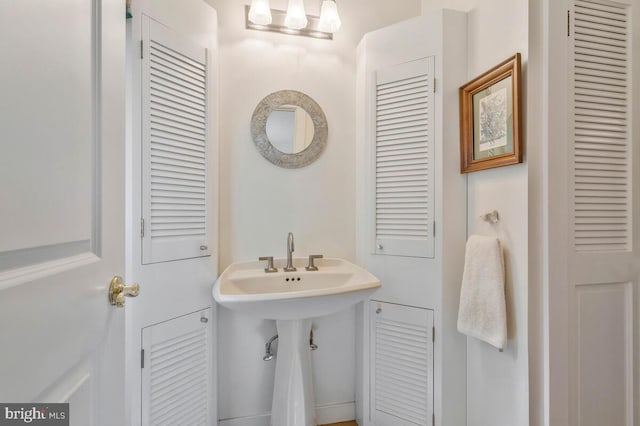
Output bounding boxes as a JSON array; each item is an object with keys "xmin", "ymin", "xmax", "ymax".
[{"xmin": 263, "ymin": 329, "xmax": 318, "ymax": 361}]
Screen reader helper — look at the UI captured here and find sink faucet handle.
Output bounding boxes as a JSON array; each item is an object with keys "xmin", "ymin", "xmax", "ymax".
[
  {"xmin": 305, "ymin": 254, "xmax": 324, "ymax": 271},
  {"xmin": 259, "ymin": 256, "xmax": 278, "ymax": 273}
]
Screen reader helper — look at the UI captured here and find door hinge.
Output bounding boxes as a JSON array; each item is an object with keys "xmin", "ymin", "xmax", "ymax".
[
  {"xmin": 432, "ymin": 413, "xmax": 435, "ymax": 426},
  {"xmin": 433, "ymin": 77, "xmax": 437, "ymax": 93},
  {"xmin": 567, "ymin": 10, "xmax": 571, "ymax": 37},
  {"xmin": 432, "ymin": 326, "xmax": 435, "ymax": 343},
  {"xmin": 433, "ymin": 221, "xmax": 436, "ymax": 237},
  {"xmin": 140, "ymin": 40, "xmax": 144, "ymax": 59},
  {"xmin": 140, "ymin": 218, "xmax": 145, "ymax": 238},
  {"xmin": 141, "ymin": 349, "xmax": 145, "ymax": 368}
]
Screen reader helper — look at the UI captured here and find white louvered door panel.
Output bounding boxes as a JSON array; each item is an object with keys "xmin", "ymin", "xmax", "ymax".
[
  {"xmin": 142, "ymin": 309, "xmax": 212, "ymax": 426},
  {"xmin": 374, "ymin": 57, "xmax": 435, "ymax": 258},
  {"xmin": 566, "ymin": 2, "xmax": 637, "ymax": 426},
  {"xmin": 572, "ymin": 0, "xmax": 631, "ymax": 252},
  {"xmin": 142, "ymin": 16, "xmax": 210, "ymax": 264},
  {"xmin": 371, "ymin": 301, "xmax": 434, "ymax": 426}
]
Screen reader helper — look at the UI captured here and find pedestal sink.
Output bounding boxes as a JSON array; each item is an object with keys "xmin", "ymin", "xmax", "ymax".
[{"xmin": 213, "ymin": 257, "xmax": 380, "ymax": 426}]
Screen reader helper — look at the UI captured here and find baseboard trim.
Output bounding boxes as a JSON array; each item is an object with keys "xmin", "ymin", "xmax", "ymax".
[
  {"xmin": 218, "ymin": 412, "xmax": 270, "ymax": 426},
  {"xmin": 316, "ymin": 402, "xmax": 356, "ymax": 424},
  {"xmin": 219, "ymin": 402, "xmax": 356, "ymax": 426}
]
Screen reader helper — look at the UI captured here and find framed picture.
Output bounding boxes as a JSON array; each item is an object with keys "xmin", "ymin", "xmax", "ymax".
[{"xmin": 459, "ymin": 53, "xmax": 522, "ymax": 173}]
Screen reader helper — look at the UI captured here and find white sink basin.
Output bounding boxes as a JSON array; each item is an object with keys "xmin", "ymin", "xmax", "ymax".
[{"xmin": 213, "ymin": 257, "xmax": 380, "ymax": 320}]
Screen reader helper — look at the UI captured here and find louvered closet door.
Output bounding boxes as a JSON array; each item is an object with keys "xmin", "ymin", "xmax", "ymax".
[
  {"xmin": 371, "ymin": 301, "xmax": 433, "ymax": 426},
  {"xmin": 142, "ymin": 16, "xmax": 210, "ymax": 264},
  {"xmin": 374, "ymin": 57, "xmax": 435, "ymax": 258},
  {"xmin": 569, "ymin": 2, "xmax": 637, "ymax": 425},
  {"xmin": 573, "ymin": 0, "xmax": 631, "ymax": 251},
  {"xmin": 141, "ymin": 309, "xmax": 212, "ymax": 426}
]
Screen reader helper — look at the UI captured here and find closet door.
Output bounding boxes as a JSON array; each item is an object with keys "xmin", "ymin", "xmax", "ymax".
[
  {"xmin": 141, "ymin": 16, "xmax": 210, "ymax": 264},
  {"xmin": 373, "ymin": 57, "xmax": 435, "ymax": 258},
  {"xmin": 370, "ymin": 301, "xmax": 434, "ymax": 426},
  {"xmin": 567, "ymin": 1, "xmax": 638, "ymax": 425},
  {"xmin": 141, "ymin": 309, "xmax": 213, "ymax": 426}
]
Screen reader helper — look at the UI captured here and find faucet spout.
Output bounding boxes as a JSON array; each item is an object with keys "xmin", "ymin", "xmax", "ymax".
[{"xmin": 284, "ymin": 232, "xmax": 296, "ymax": 272}]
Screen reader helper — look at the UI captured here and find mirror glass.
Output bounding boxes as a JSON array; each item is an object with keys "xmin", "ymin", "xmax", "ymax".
[
  {"xmin": 251, "ymin": 90, "xmax": 328, "ymax": 169},
  {"xmin": 265, "ymin": 105, "xmax": 315, "ymax": 154}
]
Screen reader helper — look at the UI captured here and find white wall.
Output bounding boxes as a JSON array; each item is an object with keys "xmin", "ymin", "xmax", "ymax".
[
  {"xmin": 203, "ymin": 0, "xmax": 421, "ymax": 423},
  {"xmin": 422, "ymin": 1, "xmax": 530, "ymax": 425},
  {"xmin": 465, "ymin": 3, "xmax": 530, "ymax": 425},
  {"xmin": 527, "ymin": 0, "xmax": 544, "ymax": 424}
]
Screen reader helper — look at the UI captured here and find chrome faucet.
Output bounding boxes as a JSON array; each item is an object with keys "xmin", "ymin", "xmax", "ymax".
[{"xmin": 284, "ymin": 232, "xmax": 296, "ymax": 272}]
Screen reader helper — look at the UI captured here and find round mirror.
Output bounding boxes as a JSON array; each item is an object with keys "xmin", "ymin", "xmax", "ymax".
[
  {"xmin": 251, "ymin": 90, "xmax": 327, "ymax": 168},
  {"xmin": 265, "ymin": 106, "xmax": 315, "ymax": 154}
]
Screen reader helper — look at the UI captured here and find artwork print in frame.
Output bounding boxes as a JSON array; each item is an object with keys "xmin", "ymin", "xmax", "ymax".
[{"xmin": 459, "ymin": 53, "xmax": 522, "ymax": 173}]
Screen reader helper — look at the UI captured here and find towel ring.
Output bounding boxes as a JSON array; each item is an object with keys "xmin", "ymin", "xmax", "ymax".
[{"xmin": 480, "ymin": 210, "xmax": 500, "ymax": 224}]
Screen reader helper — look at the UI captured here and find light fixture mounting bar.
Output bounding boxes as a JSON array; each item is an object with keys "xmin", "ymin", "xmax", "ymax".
[{"xmin": 244, "ymin": 6, "xmax": 333, "ymax": 40}]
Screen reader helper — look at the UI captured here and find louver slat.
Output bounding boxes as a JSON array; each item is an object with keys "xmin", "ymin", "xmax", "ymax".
[
  {"xmin": 142, "ymin": 310, "xmax": 211, "ymax": 426},
  {"xmin": 371, "ymin": 302, "xmax": 433, "ymax": 426},
  {"xmin": 142, "ymin": 17, "xmax": 209, "ymax": 264},
  {"xmin": 374, "ymin": 58, "xmax": 435, "ymax": 258},
  {"xmin": 573, "ymin": 0, "xmax": 630, "ymax": 252}
]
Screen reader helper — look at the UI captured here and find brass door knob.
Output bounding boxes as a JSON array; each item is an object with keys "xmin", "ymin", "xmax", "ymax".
[{"xmin": 109, "ymin": 275, "xmax": 140, "ymax": 307}]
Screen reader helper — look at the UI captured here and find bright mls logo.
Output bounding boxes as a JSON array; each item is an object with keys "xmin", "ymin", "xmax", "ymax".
[{"xmin": 0, "ymin": 404, "xmax": 68, "ymax": 426}]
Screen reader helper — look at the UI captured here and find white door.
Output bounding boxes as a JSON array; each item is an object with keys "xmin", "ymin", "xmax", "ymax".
[
  {"xmin": 566, "ymin": 2, "xmax": 638, "ymax": 425},
  {"xmin": 0, "ymin": 1, "xmax": 128, "ymax": 424},
  {"xmin": 370, "ymin": 301, "xmax": 434, "ymax": 426},
  {"xmin": 546, "ymin": 0, "xmax": 639, "ymax": 425}
]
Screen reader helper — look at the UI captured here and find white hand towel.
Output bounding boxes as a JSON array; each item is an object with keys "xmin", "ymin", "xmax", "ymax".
[{"xmin": 457, "ymin": 235, "xmax": 507, "ymax": 350}]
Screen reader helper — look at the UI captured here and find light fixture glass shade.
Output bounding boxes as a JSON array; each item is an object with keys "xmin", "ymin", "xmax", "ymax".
[
  {"xmin": 284, "ymin": 0, "xmax": 308, "ymax": 30},
  {"xmin": 318, "ymin": 0, "xmax": 341, "ymax": 33},
  {"xmin": 248, "ymin": 0, "xmax": 272, "ymax": 25}
]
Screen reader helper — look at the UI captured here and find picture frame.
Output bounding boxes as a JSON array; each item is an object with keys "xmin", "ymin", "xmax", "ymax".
[{"xmin": 459, "ymin": 53, "xmax": 522, "ymax": 173}]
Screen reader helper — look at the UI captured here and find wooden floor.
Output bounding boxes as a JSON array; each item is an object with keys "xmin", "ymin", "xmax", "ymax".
[{"xmin": 320, "ymin": 422, "xmax": 358, "ymax": 426}]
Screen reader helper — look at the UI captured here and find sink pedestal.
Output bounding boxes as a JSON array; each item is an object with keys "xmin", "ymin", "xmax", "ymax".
[{"xmin": 271, "ymin": 319, "xmax": 316, "ymax": 426}]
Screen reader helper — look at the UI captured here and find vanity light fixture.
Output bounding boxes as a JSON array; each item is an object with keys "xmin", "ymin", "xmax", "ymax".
[
  {"xmin": 248, "ymin": 0, "xmax": 272, "ymax": 25},
  {"xmin": 245, "ymin": 0, "xmax": 341, "ymax": 40},
  {"xmin": 284, "ymin": 0, "xmax": 308, "ymax": 30},
  {"xmin": 318, "ymin": 0, "xmax": 341, "ymax": 33}
]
